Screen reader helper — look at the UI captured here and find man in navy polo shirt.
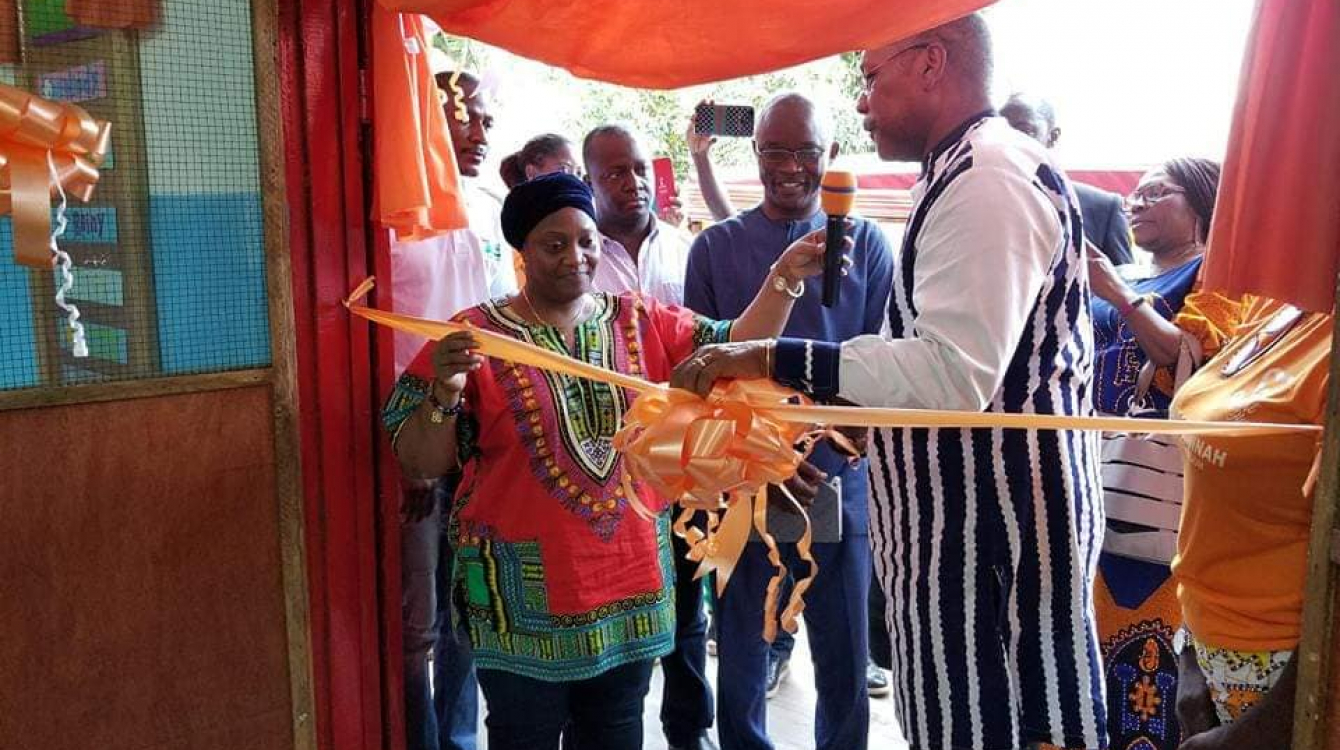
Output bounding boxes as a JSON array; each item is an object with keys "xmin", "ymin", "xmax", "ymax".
[{"xmin": 683, "ymin": 92, "xmax": 894, "ymax": 750}]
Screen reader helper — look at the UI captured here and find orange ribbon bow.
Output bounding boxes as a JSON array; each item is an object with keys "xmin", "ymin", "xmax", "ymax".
[
  {"xmin": 614, "ymin": 379, "xmax": 826, "ymax": 641},
  {"xmin": 0, "ymin": 83, "xmax": 111, "ymax": 268}
]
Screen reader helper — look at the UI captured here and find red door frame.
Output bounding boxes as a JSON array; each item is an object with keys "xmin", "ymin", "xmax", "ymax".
[{"xmin": 276, "ymin": 0, "xmax": 403, "ymax": 748}]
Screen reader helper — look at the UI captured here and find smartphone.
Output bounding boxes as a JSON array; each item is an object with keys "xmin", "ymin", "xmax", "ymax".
[
  {"xmin": 693, "ymin": 102, "xmax": 755, "ymax": 138},
  {"xmin": 652, "ymin": 156, "xmax": 677, "ymax": 221}
]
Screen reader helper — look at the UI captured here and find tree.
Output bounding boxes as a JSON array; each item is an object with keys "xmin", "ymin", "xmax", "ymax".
[{"xmin": 430, "ymin": 33, "xmax": 875, "ymax": 181}]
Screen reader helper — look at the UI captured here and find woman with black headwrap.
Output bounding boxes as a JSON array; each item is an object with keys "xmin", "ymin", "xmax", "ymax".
[{"xmin": 383, "ymin": 173, "xmax": 838, "ymax": 749}]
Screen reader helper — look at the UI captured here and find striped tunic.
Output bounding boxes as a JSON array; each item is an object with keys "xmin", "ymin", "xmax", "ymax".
[{"xmin": 774, "ymin": 115, "xmax": 1106, "ymax": 749}]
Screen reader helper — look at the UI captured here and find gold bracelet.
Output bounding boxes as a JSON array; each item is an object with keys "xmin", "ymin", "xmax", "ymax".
[{"xmin": 764, "ymin": 340, "xmax": 775, "ymax": 376}]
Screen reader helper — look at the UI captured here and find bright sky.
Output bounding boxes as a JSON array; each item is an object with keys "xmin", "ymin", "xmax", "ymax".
[
  {"xmin": 439, "ymin": 0, "xmax": 1257, "ymax": 177},
  {"xmin": 986, "ymin": 0, "xmax": 1256, "ymax": 167}
]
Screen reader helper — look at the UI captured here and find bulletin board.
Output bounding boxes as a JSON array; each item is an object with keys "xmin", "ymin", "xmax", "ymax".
[{"xmin": 0, "ymin": 0, "xmax": 271, "ymax": 390}]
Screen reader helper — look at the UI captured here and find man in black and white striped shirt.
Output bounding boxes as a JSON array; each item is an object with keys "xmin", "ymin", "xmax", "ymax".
[{"xmin": 672, "ymin": 13, "xmax": 1106, "ymax": 750}]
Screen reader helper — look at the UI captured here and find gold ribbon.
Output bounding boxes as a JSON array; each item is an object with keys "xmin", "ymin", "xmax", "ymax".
[
  {"xmin": 345, "ymin": 278, "xmax": 1322, "ymax": 639},
  {"xmin": 613, "ymin": 379, "xmax": 830, "ymax": 640},
  {"xmin": 0, "ymin": 83, "xmax": 111, "ymax": 268}
]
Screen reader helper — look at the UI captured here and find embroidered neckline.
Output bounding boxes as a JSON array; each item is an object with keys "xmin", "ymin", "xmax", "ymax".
[{"xmin": 478, "ymin": 295, "xmax": 637, "ymax": 540}]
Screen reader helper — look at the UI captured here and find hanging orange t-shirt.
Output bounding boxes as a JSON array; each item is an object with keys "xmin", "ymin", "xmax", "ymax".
[{"xmin": 1171, "ymin": 298, "xmax": 1333, "ymax": 651}]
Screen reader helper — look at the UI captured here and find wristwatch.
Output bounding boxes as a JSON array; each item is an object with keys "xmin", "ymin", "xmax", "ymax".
[{"xmin": 1117, "ymin": 294, "xmax": 1149, "ymax": 317}]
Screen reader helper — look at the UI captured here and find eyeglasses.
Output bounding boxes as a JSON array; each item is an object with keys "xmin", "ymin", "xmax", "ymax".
[
  {"xmin": 861, "ymin": 43, "xmax": 930, "ymax": 95},
  {"xmin": 1123, "ymin": 184, "xmax": 1185, "ymax": 213},
  {"xmin": 753, "ymin": 144, "xmax": 826, "ymax": 166}
]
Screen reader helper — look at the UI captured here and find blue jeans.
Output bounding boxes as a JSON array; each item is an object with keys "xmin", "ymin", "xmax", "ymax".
[
  {"xmin": 402, "ymin": 476, "xmax": 478, "ymax": 750},
  {"xmin": 476, "ymin": 659, "xmax": 655, "ymax": 750},
  {"xmin": 661, "ymin": 527, "xmax": 715, "ymax": 745},
  {"xmin": 716, "ymin": 536, "xmax": 871, "ymax": 750}
]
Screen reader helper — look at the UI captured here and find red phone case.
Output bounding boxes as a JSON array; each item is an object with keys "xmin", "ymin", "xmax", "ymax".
[{"xmin": 652, "ymin": 157, "xmax": 677, "ymax": 220}]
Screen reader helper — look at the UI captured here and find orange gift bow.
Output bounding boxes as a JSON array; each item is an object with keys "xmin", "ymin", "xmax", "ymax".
[
  {"xmin": 613, "ymin": 378, "xmax": 825, "ymax": 640},
  {"xmin": 0, "ymin": 83, "xmax": 110, "ymax": 268}
]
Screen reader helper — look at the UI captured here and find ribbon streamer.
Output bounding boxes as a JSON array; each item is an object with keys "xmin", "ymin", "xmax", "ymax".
[
  {"xmin": 345, "ymin": 278, "xmax": 1322, "ymax": 639},
  {"xmin": 0, "ymin": 83, "xmax": 110, "ymax": 268},
  {"xmin": 446, "ymin": 70, "xmax": 468, "ymax": 124},
  {"xmin": 613, "ymin": 379, "xmax": 823, "ymax": 639},
  {"xmin": 344, "ymin": 278, "xmax": 1321, "ymax": 436},
  {"xmin": 47, "ymin": 153, "xmax": 87, "ymax": 358}
]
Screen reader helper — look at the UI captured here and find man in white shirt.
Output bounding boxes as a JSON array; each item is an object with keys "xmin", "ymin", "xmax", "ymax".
[
  {"xmin": 582, "ymin": 124, "xmax": 711, "ymax": 750},
  {"xmin": 583, "ymin": 125, "xmax": 693, "ymax": 306},
  {"xmin": 392, "ymin": 74, "xmax": 516, "ymax": 373},
  {"xmin": 392, "ymin": 69, "xmax": 516, "ymax": 750},
  {"xmin": 670, "ymin": 14, "xmax": 1106, "ymax": 750}
]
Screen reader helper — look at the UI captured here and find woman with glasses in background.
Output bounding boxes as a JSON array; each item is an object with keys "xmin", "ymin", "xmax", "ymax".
[
  {"xmin": 1087, "ymin": 158, "xmax": 1239, "ymax": 400},
  {"xmin": 1083, "ymin": 157, "xmax": 1244, "ymax": 750}
]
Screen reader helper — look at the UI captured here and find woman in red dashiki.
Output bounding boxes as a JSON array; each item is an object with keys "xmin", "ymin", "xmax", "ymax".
[{"xmin": 384, "ymin": 173, "xmax": 835, "ymax": 750}]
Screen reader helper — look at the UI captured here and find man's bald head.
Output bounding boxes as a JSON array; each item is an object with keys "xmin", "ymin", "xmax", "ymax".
[
  {"xmin": 1001, "ymin": 93, "xmax": 1060, "ymax": 148},
  {"xmin": 923, "ymin": 13, "xmax": 993, "ymax": 96},
  {"xmin": 752, "ymin": 92, "xmax": 838, "ymax": 220},
  {"xmin": 757, "ymin": 93, "xmax": 833, "ymax": 145},
  {"xmin": 857, "ymin": 13, "xmax": 994, "ymax": 161}
]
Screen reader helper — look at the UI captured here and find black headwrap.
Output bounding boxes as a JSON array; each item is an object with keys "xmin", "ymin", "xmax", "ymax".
[{"xmin": 501, "ymin": 172, "xmax": 597, "ymax": 250}]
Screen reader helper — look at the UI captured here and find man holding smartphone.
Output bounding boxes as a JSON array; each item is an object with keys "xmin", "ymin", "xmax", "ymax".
[
  {"xmin": 581, "ymin": 124, "xmax": 713, "ymax": 750},
  {"xmin": 583, "ymin": 125, "xmax": 695, "ymax": 305},
  {"xmin": 683, "ymin": 92, "xmax": 894, "ymax": 750}
]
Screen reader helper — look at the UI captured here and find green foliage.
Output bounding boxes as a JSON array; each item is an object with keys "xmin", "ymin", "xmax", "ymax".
[
  {"xmin": 431, "ymin": 33, "xmax": 483, "ymax": 72},
  {"xmin": 430, "ymin": 33, "xmax": 876, "ymax": 180}
]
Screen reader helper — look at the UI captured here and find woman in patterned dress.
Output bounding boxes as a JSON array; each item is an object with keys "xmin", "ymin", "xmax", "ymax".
[
  {"xmin": 383, "ymin": 173, "xmax": 837, "ymax": 750},
  {"xmin": 1083, "ymin": 158, "xmax": 1243, "ymax": 750}
]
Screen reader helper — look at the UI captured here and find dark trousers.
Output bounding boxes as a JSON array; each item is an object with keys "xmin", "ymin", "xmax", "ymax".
[
  {"xmin": 869, "ymin": 572, "xmax": 892, "ymax": 670},
  {"xmin": 476, "ymin": 659, "xmax": 655, "ymax": 750},
  {"xmin": 661, "ymin": 531, "xmax": 715, "ymax": 745},
  {"xmin": 403, "ymin": 475, "xmax": 478, "ymax": 750},
  {"xmin": 717, "ymin": 537, "xmax": 871, "ymax": 750},
  {"xmin": 771, "ymin": 569, "xmax": 889, "ymax": 666},
  {"xmin": 433, "ymin": 549, "xmax": 478, "ymax": 750}
]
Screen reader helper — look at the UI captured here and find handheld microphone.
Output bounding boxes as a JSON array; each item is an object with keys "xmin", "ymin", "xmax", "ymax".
[{"xmin": 820, "ymin": 170, "xmax": 857, "ymax": 308}]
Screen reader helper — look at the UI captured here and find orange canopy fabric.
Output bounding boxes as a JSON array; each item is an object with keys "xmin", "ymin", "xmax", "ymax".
[
  {"xmin": 377, "ymin": 0, "xmax": 993, "ymax": 89},
  {"xmin": 373, "ymin": 6, "xmax": 470, "ymax": 239},
  {"xmin": 1202, "ymin": 0, "xmax": 1340, "ymax": 314}
]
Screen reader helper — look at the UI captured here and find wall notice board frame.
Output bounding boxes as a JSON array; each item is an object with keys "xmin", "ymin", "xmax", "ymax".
[{"xmin": 0, "ymin": 0, "xmax": 315, "ymax": 748}]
